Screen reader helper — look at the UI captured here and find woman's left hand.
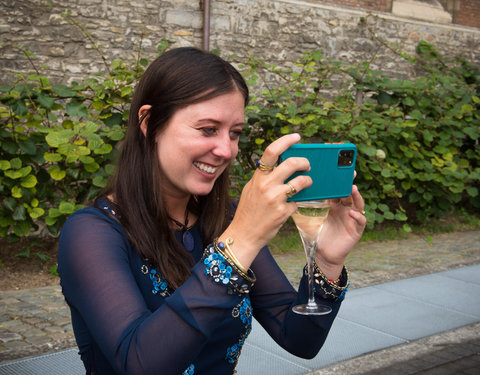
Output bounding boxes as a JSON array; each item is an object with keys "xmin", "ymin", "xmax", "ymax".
[{"xmin": 314, "ymin": 184, "xmax": 366, "ymax": 277}]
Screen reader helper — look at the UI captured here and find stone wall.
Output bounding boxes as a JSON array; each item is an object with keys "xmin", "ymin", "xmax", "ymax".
[{"xmin": 0, "ymin": 0, "xmax": 479, "ymax": 86}]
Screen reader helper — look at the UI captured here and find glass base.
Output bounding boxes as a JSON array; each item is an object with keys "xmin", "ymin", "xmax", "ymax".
[{"xmin": 292, "ymin": 303, "xmax": 332, "ymax": 316}]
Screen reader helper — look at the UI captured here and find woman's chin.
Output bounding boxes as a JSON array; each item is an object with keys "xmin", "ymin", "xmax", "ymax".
[{"xmin": 188, "ymin": 183, "xmax": 216, "ymax": 197}]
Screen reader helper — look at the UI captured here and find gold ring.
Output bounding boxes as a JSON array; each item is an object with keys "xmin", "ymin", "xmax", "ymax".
[
  {"xmin": 286, "ymin": 182, "xmax": 297, "ymax": 198},
  {"xmin": 256, "ymin": 160, "xmax": 274, "ymax": 172},
  {"xmin": 361, "ymin": 210, "xmax": 366, "ymax": 215}
]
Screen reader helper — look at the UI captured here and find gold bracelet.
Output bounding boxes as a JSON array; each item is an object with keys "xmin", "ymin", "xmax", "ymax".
[
  {"xmin": 214, "ymin": 239, "xmax": 256, "ymax": 283},
  {"xmin": 215, "ymin": 238, "xmax": 247, "ymax": 274},
  {"xmin": 223, "ymin": 237, "xmax": 248, "ymax": 274}
]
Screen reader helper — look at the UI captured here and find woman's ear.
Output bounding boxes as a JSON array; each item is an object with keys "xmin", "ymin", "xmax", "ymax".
[{"xmin": 138, "ymin": 104, "xmax": 152, "ymax": 137}]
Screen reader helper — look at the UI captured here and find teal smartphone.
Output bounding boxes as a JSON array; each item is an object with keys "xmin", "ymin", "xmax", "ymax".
[{"xmin": 280, "ymin": 143, "xmax": 357, "ymax": 202}]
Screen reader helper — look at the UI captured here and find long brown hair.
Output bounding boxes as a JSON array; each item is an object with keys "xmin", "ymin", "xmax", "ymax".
[{"xmin": 105, "ymin": 47, "xmax": 249, "ymax": 289}]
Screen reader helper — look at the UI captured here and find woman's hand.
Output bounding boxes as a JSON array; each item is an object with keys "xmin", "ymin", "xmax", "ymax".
[
  {"xmin": 220, "ymin": 133, "xmax": 312, "ymax": 268},
  {"xmin": 315, "ymin": 183, "xmax": 366, "ymax": 280}
]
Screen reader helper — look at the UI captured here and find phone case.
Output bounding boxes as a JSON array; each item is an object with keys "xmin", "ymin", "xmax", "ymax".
[{"xmin": 280, "ymin": 143, "xmax": 357, "ymax": 201}]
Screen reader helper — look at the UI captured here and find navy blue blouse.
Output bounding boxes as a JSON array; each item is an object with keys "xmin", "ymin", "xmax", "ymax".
[{"xmin": 58, "ymin": 198, "xmax": 342, "ymax": 374}]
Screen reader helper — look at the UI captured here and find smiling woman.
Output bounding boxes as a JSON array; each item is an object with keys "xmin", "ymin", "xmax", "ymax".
[
  {"xmin": 140, "ymin": 91, "xmax": 245, "ymax": 199},
  {"xmin": 57, "ymin": 47, "xmax": 366, "ymax": 374}
]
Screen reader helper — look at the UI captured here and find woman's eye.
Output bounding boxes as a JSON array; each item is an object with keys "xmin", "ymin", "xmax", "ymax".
[
  {"xmin": 230, "ymin": 130, "xmax": 242, "ymax": 139},
  {"xmin": 202, "ymin": 127, "xmax": 217, "ymax": 136}
]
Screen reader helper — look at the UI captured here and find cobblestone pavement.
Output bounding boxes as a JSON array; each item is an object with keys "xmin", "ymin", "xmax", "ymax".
[
  {"xmin": 0, "ymin": 286, "xmax": 75, "ymax": 363},
  {"xmin": 1, "ymin": 230, "xmax": 479, "ymax": 374}
]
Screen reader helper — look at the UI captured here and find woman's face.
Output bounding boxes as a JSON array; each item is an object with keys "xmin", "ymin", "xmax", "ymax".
[{"xmin": 154, "ymin": 90, "xmax": 245, "ymax": 200}]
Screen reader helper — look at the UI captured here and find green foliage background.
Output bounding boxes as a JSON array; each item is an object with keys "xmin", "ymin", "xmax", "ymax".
[
  {"xmin": 1, "ymin": 31, "xmax": 479, "ymax": 242},
  {"xmin": 236, "ymin": 40, "xmax": 480, "ymax": 231}
]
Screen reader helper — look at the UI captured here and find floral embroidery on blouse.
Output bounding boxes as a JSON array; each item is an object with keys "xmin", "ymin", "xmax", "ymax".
[
  {"xmin": 203, "ymin": 251, "xmax": 233, "ymax": 285},
  {"xmin": 182, "ymin": 363, "xmax": 195, "ymax": 374},
  {"xmin": 225, "ymin": 297, "xmax": 252, "ymax": 365},
  {"xmin": 202, "ymin": 243, "xmax": 253, "ymax": 296},
  {"xmin": 141, "ymin": 264, "xmax": 171, "ymax": 297}
]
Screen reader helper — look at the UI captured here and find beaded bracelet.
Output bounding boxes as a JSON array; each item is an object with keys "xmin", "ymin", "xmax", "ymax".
[
  {"xmin": 202, "ymin": 242, "xmax": 256, "ymax": 296},
  {"xmin": 307, "ymin": 263, "xmax": 350, "ymax": 302}
]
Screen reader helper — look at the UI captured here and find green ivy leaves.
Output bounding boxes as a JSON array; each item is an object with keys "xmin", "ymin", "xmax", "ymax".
[
  {"xmin": 0, "ymin": 47, "xmax": 140, "ymax": 239},
  {"xmin": 240, "ymin": 41, "xmax": 480, "ymax": 228},
  {"xmin": 0, "ymin": 39, "xmax": 478, "ymax": 241}
]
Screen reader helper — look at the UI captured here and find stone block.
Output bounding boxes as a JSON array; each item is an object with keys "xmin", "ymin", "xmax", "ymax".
[
  {"xmin": 2, "ymin": 340, "xmax": 27, "ymax": 350},
  {"xmin": 174, "ymin": 30, "xmax": 193, "ymax": 36},
  {"xmin": 110, "ymin": 26, "xmax": 124, "ymax": 34},
  {"xmin": 0, "ymin": 332, "xmax": 22, "ymax": 343},
  {"xmin": 43, "ymin": 326, "xmax": 64, "ymax": 334},
  {"xmin": 0, "ymin": 319, "xmax": 27, "ymax": 331},
  {"xmin": 278, "ymin": 17, "xmax": 288, "ymax": 26},
  {"xmin": 392, "ymin": 0, "xmax": 452, "ymax": 24},
  {"xmin": 78, "ymin": 0, "xmax": 103, "ymax": 4},
  {"xmin": 64, "ymin": 64, "xmax": 83, "ymax": 74},
  {"xmin": 49, "ymin": 331, "xmax": 71, "ymax": 340},
  {"xmin": 49, "ymin": 14, "xmax": 67, "ymax": 26},
  {"xmin": 25, "ymin": 335, "xmax": 50, "ymax": 346},
  {"xmin": 49, "ymin": 47, "xmax": 65, "ymax": 57},
  {"xmin": 165, "ymin": 10, "xmax": 202, "ymax": 28},
  {"xmin": 141, "ymin": 38, "xmax": 153, "ymax": 48},
  {"xmin": 212, "ymin": 15, "xmax": 231, "ymax": 31},
  {"xmin": 145, "ymin": 25, "xmax": 162, "ymax": 32}
]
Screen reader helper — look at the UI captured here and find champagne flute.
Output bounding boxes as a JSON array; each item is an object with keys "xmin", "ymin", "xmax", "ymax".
[{"xmin": 291, "ymin": 200, "xmax": 332, "ymax": 315}]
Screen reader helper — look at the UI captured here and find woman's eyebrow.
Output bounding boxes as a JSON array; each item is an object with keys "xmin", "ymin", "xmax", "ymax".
[
  {"xmin": 195, "ymin": 118, "xmax": 222, "ymax": 125},
  {"xmin": 196, "ymin": 118, "xmax": 245, "ymax": 127}
]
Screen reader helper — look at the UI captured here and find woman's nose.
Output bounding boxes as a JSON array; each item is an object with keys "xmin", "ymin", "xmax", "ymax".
[{"xmin": 212, "ymin": 134, "xmax": 233, "ymax": 159}]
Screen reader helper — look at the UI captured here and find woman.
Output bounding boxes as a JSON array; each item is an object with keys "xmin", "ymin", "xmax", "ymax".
[{"xmin": 58, "ymin": 47, "xmax": 366, "ymax": 374}]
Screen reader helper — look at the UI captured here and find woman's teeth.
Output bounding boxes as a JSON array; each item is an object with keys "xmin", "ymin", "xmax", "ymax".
[{"xmin": 194, "ymin": 162, "xmax": 218, "ymax": 174}]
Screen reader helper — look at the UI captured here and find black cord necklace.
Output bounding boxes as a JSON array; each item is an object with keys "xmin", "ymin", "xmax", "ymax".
[{"xmin": 170, "ymin": 210, "xmax": 194, "ymax": 252}]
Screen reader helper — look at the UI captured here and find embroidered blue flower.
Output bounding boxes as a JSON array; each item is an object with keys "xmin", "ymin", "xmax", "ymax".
[
  {"xmin": 182, "ymin": 363, "xmax": 195, "ymax": 374},
  {"xmin": 226, "ymin": 343, "xmax": 240, "ymax": 364},
  {"xmin": 204, "ymin": 252, "xmax": 233, "ymax": 285},
  {"xmin": 226, "ymin": 329, "xmax": 250, "ymax": 364},
  {"xmin": 141, "ymin": 264, "xmax": 170, "ymax": 297},
  {"xmin": 226, "ymin": 297, "xmax": 252, "ymax": 365},
  {"xmin": 238, "ymin": 297, "xmax": 252, "ymax": 325}
]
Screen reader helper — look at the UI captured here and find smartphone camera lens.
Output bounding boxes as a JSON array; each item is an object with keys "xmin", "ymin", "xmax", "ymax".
[{"xmin": 338, "ymin": 150, "xmax": 354, "ymax": 167}]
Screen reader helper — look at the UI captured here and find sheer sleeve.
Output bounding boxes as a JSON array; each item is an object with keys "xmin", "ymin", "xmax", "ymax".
[
  {"xmin": 58, "ymin": 208, "xmax": 249, "ymax": 374},
  {"xmin": 250, "ymin": 246, "xmax": 341, "ymax": 359}
]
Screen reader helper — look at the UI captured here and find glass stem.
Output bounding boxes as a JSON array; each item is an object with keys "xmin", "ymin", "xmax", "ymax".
[{"xmin": 306, "ymin": 242, "xmax": 317, "ymax": 309}]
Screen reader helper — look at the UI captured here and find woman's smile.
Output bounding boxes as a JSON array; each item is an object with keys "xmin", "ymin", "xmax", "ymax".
[{"xmin": 193, "ymin": 161, "xmax": 221, "ymax": 175}]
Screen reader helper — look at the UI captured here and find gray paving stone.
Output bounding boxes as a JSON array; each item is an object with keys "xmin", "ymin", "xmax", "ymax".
[{"xmin": 0, "ymin": 333, "xmax": 22, "ymax": 343}]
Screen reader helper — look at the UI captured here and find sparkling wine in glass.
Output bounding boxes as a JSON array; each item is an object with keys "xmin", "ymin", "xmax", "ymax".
[{"xmin": 291, "ymin": 200, "xmax": 332, "ymax": 315}]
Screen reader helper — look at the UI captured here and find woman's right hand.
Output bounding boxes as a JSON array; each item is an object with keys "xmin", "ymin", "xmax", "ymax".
[{"xmin": 219, "ymin": 133, "xmax": 312, "ymax": 269}]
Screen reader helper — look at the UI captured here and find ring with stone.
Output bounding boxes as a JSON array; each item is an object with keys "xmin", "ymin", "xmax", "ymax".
[{"xmin": 256, "ymin": 160, "xmax": 274, "ymax": 172}]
